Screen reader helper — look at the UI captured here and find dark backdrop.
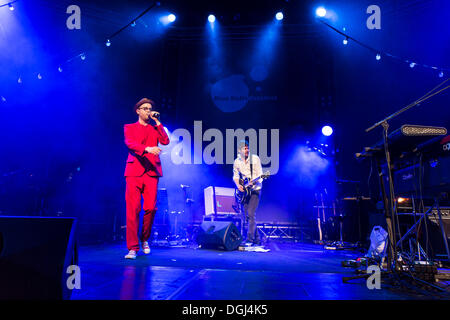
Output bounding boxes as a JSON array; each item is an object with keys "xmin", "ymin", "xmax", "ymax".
[{"xmin": 0, "ymin": 0, "xmax": 449, "ymax": 243}]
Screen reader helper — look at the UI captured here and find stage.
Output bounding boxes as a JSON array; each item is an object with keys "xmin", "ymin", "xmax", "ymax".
[
  {"xmin": 1, "ymin": 0, "xmax": 450, "ymax": 306},
  {"xmin": 70, "ymin": 241, "xmax": 437, "ymax": 300}
]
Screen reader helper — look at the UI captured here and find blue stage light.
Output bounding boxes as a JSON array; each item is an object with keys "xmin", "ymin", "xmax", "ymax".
[
  {"xmin": 168, "ymin": 14, "xmax": 176, "ymax": 23},
  {"xmin": 160, "ymin": 13, "xmax": 177, "ymax": 26},
  {"xmin": 343, "ymin": 38, "xmax": 348, "ymax": 45},
  {"xmin": 208, "ymin": 14, "xmax": 216, "ymax": 23},
  {"xmin": 275, "ymin": 12, "xmax": 283, "ymax": 21},
  {"xmin": 9, "ymin": 4, "xmax": 14, "ymax": 11},
  {"xmin": 376, "ymin": 54, "xmax": 381, "ymax": 61},
  {"xmin": 315, "ymin": 7, "xmax": 326, "ymax": 17},
  {"xmin": 106, "ymin": 39, "xmax": 111, "ymax": 47},
  {"xmin": 321, "ymin": 125, "xmax": 333, "ymax": 136}
]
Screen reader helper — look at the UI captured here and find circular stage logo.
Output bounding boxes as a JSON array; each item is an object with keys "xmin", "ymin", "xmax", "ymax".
[{"xmin": 211, "ymin": 75, "xmax": 249, "ymax": 113}]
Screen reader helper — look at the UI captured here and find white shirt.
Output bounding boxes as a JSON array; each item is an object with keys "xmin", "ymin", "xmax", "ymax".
[{"xmin": 233, "ymin": 154, "xmax": 263, "ymax": 191}]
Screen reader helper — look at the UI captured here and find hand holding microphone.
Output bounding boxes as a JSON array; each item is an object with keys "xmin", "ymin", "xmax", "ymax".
[
  {"xmin": 147, "ymin": 111, "xmax": 161, "ymax": 125},
  {"xmin": 150, "ymin": 111, "xmax": 160, "ymax": 119},
  {"xmin": 149, "ymin": 111, "xmax": 160, "ymax": 120}
]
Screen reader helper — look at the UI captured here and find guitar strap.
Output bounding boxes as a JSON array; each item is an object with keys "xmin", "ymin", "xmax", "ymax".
[
  {"xmin": 237, "ymin": 154, "xmax": 252, "ymax": 186},
  {"xmin": 238, "ymin": 154, "xmax": 252, "ymax": 179},
  {"xmin": 250, "ymin": 154, "xmax": 253, "ymax": 180}
]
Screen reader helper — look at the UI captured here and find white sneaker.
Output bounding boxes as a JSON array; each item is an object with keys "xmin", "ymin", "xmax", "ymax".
[
  {"xmin": 142, "ymin": 241, "xmax": 151, "ymax": 254},
  {"xmin": 124, "ymin": 250, "xmax": 137, "ymax": 259}
]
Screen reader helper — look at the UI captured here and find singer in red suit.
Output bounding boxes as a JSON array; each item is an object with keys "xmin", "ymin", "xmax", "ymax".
[{"xmin": 123, "ymin": 98, "xmax": 170, "ymax": 259}]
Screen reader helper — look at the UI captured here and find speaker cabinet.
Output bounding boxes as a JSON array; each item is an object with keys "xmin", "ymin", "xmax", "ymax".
[
  {"xmin": 0, "ymin": 216, "xmax": 78, "ymax": 300},
  {"xmin": 196, "ymin": 221, "xmax": 242, "ymax": 251},
  {"xmin": 204, "ymin": 186, "xmax": 239, "ymax": 216}
]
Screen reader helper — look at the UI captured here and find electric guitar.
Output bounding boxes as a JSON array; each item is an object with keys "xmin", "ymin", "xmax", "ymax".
[{"xmin": 235, "ymin": 171, "xmax": 270, "ymax": 204}]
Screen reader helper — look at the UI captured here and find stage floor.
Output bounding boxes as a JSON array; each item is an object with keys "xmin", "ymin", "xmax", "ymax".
[{"xmin": 70, "ymin": 241, "xmax": 444, "ymax": 300}]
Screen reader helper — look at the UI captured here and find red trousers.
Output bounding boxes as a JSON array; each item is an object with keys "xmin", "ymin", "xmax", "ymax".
[{"xmin": 125, "ymin": 175, "xmax": 159, "ymax": 251}]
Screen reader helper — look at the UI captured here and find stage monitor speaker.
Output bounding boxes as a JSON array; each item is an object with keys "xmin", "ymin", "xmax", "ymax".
[
  {"xmin": 0, "ymin": 216, "xmax": 78, "ymax": 300},
  {"xmin": 196, "ymin": 221, "xmax": 242, "ymax": 251},
  {"xmin": 204, "ymin": 186, "xmax": 239, "ymax": 216}
]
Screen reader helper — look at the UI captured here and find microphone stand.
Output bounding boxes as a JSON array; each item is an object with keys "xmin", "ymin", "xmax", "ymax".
[
  {"xmin": 365, "ymin": 78, "xmax": 450, "ymax": 274},
  {"xmin": 343, "ymin": 79, "xmax": 450, "ymax": 290}
]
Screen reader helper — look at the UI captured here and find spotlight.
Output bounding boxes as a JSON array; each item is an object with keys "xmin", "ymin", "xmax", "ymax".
[
  {"xmin": 168, "ymin": 14, "xmax": 176, "ymax": 23},
  {"xmin": 80, "ymin": 53, "xmax": 86, "ymax": 60},
  {"xmin": 376, "ymin": 54, "xmax": 381, "ymax": 61},
  {"xmin": 439, "ymin": 71, "xmax": 444, "ymax": 78},
  {"xmin": 8, "ymin": 3, "xmax": 14, "ymax": 11},
  {"xmin": 58, "ymin": 66, "xmax": 63, "ymax": 73},
  {"xmin": 275, "ymin": 12, "xmax": 283, "ymax": 21},
  {"xmin": 106, "ymin": 39, "xmax": 111, "ymax": 47},
  {"xmin": 131, "ymin": 21, "xmax": 136, "ymax": 27},
  {"xmin": 343, "ymin": 38, "xmax": 348, "ymax": 45},
  {"xmin": 315, "ymin": 7, "xmax": 326, "ymax": 17},
  {"xmin": 397, "ymin": 197, "xmax": 408, "ymax": 204},
  {"xmin": 17, "ymin": 77, "xmax": 22, "ymax": 84},
  {"xmin": 208, "ymin": 14, "xmax": 215, "ymax": 23},
  {"xmin": 409, "ymin": 62, "xmax": 415, "ymax": 68},
  {"xmin": 37, "ymin": 73, "xmax": 42, "ymax": 80},
  {"xmin": 322, "ymin": 125, "xmax": 333, "ymax": 137}
]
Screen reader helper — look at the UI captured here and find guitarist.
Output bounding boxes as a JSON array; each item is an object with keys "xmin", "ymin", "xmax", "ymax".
[{"xmin": 233, "ymin": 141, "xmax": 263, "ymax": 246}]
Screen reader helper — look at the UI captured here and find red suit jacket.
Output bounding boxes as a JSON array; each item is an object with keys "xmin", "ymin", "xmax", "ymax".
[{"xmin": 124, "ymin": 122, "xmax": 170, "ymax": 177}]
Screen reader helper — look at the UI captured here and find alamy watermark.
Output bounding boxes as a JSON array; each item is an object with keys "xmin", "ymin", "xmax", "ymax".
[
  {"xmin": 366, "ymin": 265, "xmax": 381, "ymax": 290},
  {"xmin": 66, "ymin": 5, "xmax": 81, "ymax": 30},
  {"xmin": 167, "ymin": 121, "xmax": 280, "ymax": 175},
  {"xmin": 66, "ymin": 265, "xmax": 81, "ymax": 290},
  {"xmin": 367, "ymin": 5, "xmax": 381, "ymax": 30}
]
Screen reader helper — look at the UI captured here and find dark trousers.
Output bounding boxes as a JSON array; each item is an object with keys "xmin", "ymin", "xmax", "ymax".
[{"xmin": 243, "ymin": 190, "xmax": 260, "ymax": 243}]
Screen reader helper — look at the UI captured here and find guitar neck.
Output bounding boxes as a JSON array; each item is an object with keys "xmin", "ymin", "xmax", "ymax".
[
  {"xmin": 240, "ymin": 171, "xmax": 269, "ymax": 187},
  {"xmin": 250, "ymin": 176, "xmax": 262, "ymax": 183},
  {"xmin": 246, "ymin": 174, "xmax": 267, "ymax": 185}
]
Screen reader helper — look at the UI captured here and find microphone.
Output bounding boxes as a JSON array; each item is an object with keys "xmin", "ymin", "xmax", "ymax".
[{"xmin": 150, "ymin": 111, "xmax": 160, "ymax": 119}]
